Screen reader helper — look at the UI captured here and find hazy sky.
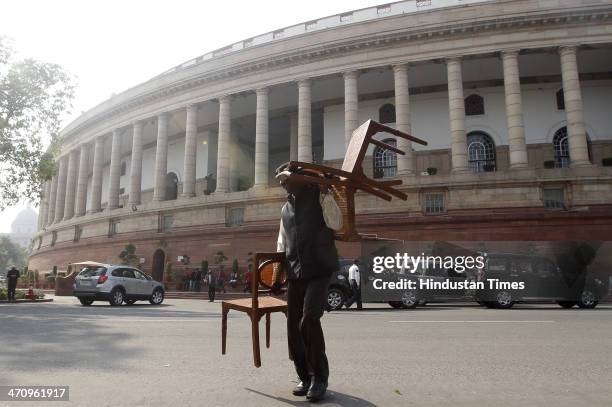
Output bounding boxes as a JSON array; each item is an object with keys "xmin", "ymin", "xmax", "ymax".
[{"xmin": 0, "ymin": 0, "xmax": 382, "ymax": 232}]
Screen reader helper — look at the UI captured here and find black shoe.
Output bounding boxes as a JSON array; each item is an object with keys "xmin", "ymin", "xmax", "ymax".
[
  {"xmin": 292, "ymin": 379, "xmax": 311, "ymax": 396},
  {"xmin": 306, "ymin": 380, "xmax": 327, "ymax": 402}
]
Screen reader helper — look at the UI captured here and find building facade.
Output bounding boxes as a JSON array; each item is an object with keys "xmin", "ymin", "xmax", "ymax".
[{"xmin": 29, "ymin": 0, "xmax": 612, "ymax": 280}]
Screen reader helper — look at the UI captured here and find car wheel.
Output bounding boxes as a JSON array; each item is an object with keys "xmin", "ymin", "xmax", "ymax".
[
  {"xmin": 557, "ymin": 301, "xmax": 576, "ymax": 309},
  {"xmin": 124, "ymin": 299, "xmax": 136, "ymax": 305},
  {"xmin": 149, "ymin": 288, "xmax": 164, "ymax": 305},
  {"xmin": 388, "ymin": 301, "xmax": 403, "ymax": 309},
  {"xmin": 109, "ymin": 288, "xmax": 125, "ymax": 306},
  {"xmin": 78, "ymin": 297, "xmax": 94, "ymax": 306},
  {"xmin": 326, "ymin": 288, "xmax": 344, "ymax": 311},
  {"xmin": 577, "ymin": 290, "xmax": 598, "ymax": 309},
  {"xmin": 494, "ymin": 291, "xmax": 514, "ymax": 309},
  {"xmin": 400, "ymin": 290, "xmax": 418, "ymax": 309}
]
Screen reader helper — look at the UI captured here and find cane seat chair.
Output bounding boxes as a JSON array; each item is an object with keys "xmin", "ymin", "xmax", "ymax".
[
  {"xmin": 221, "ymin": 251, "xmax": 288, "ymax": 367},
  {"xmin": 283, "ymin": 120, "xmax": 428, "ymax": 241}
]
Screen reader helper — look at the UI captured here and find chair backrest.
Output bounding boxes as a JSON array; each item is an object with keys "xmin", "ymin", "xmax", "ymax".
[
  {"xmin": 341, "ymin": 119, "xmax": 428, "ymax": 175},
  {"xmin": 252, "ymin": 252, "xmax": 287, "ymax": 310}
]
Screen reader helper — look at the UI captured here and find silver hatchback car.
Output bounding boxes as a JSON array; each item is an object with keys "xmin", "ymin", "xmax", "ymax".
[{"xmin": 73, "ymin": 264, "xmax": 164, "ymax": 306}]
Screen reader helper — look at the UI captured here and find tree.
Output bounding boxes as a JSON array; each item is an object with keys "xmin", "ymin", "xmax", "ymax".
[
  {"xmin": 214, "ymin": 251, "xmax": 228, "ymax": 271},
  {"xmin": 0, "ymin": 36, "xmax": 74, "ymax": 209},
  {"xmin": 118, "ymin": 243, "xmax": 138, "ymax": 266},
  {"xmin": 0, "ymin": 236, "xmax": 27, "ymax": 272},
  {"xmin": 200, "ymin": 259, "xmax": 208, "ymax": 274}
]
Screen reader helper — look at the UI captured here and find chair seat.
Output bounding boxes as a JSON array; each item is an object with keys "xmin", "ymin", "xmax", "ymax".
[{"xmin": 223, "ymin": 296, "xmax": 287, "ymax": 312}]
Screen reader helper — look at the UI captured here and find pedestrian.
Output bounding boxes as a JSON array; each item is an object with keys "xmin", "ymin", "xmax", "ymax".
[
  {"xmin": 218, "ymin": 270, "xmax": 226, "ymax": 293},
  {"xmin": 243, "ymin": 269, "xmax": 253, "ymax": 293},
  {"xmin": 207, "ymin": 271, "xmax": 216, "ymax": 302},
  {"xmin": 275, "ymin": 163, "xmax": 341, "ymax": 402},
  {"xmin": 190, "ymin": 271, "xmax": 197, "ymax": 292},
  {"xmin": 345, "ymin": 259, "xmax": 362, "ymax": 309},
  {"xmin": 6, "ymin": 266, "xmax": 20, "ymax": 302},
  {"xmin": 195, "ymin": 268, "xmax": 202, "ymax": 292}
]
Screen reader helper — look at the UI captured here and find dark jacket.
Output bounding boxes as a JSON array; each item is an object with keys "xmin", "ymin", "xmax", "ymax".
[
  {"xmin": 281, "ymin": 186, "xmax": 339, "ymax": 280},
  {"xmin": 7, "ymin": 268, "xmax": 20, "ymax": 284}
]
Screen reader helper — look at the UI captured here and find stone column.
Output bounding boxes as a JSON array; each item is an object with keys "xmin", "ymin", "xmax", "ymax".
[
  {"xmin": 129, "ymin": 121, "xmax": 144, "ymax": 205},
  {"xmin": 89, "ymin": 136, "xmax": 105, "ymax": 213},
  {"xmin": 62, "ymin": 149, "xmax": 79, "ymax": 220},
  {"xmin": 344, "ymin": 71, "xmax": 359, "ymax": 147},
  {"xmin": 216, "ymin": 96, "xmax": 231, "ymax": 193},
  {"xmin": 182, "ymin": 106, "xmax": 198, "ymax": 198},
  {"xmin": 41, "ymin": 181, "xmax": 51, "ymax": 228},
  {"xmin": 107, "ymin": 130, "xmax": 121, "ymax": 210},
  {"xmin": 560, "ymin": 46, "xmax": 591, "ymax": 166},
  {"xmin": 74, "ymin": 143, "xmax": 90, "ymax": 216},
  {"xmin": 446, "ymin": 57, "xmax": 469, "ymax": 173},
  {"xmin": 297, "ymin": 80, "xmax": 312, "ymax": 163},
  {"xmin": 289, "ymin": 112, "xmax": 298, "ymax": 161},
  {"xmin": 38, "ymin": 182, "xmax": 48, "ymax": 230},
  {"xmin": 54, "ymin": 155, "xmax": 68, "ymax": 222},
  {"xmin": 254, "ymin": 88, "xmax": 269, "ymax": 188},
  {"xmin": 153, "ymin": 113, "xmax": 169, "ymax": 201},
  {"xmin": 502, "ymin": 50, "xmax": 528, "ymax": 169},
  {"xmin": 47, "ymin": 174, "xmax": 58, "ymax": 225},
  {"xmin": 393, "ymin": 65, "xmax": 415, "ymax": 175}
]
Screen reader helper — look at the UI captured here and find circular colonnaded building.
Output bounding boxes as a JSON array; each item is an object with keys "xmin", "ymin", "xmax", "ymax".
[{"xmin": 30, "ymin": 0, "xmax": 612, "ymax": 281}]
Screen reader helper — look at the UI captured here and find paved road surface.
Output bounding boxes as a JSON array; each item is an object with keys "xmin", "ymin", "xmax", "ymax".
[{"xmin": 1, "ymin": 297, "xmax": 611, "ymax": 406}]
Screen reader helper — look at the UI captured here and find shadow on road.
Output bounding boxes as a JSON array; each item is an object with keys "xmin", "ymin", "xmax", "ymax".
[{"xmin": 245, "ymin": 387, "xmax": 376, "ymax": 407}]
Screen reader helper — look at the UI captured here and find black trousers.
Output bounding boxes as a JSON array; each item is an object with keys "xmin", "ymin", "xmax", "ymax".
[
  {"xmin": 287, "ymin": 275, "xmax": 330, "ymax": 383},
  {"xmin": 208, "ymin": 286, "xmax": 216, "ymax": 302},
  {"xmin": 346, "ymin": 280, "xmax": 362, "ymax": 309},
  {"xmin": 8, "ymin": 281, "xmax": 17, "ymax": 301}
]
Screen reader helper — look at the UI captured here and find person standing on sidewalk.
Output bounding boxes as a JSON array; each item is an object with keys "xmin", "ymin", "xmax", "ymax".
[
  {"xmin": 345, "ymin": 259, "xmax": 362, "ymax": 309},
  {"xmin": 6, "ymin": 266, "xmax": 20, "ymax": 302},
  {"xmin": 207, "ymin": 271, "xmax": 217, "ymax": 302}
]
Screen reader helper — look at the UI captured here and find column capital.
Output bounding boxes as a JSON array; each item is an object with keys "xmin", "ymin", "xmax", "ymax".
[
  {"xmin": 501, "ymin": 49, "xmax": 521, "ymax": 59},
  {"xmin": 392, "ymin": 64, "xmax": 408, "ymax": 74},
  {"xmin": 255, "ymin": 87, "xmax": 269, "ymax": 96},
  {"xmin": 343, "ymin": 70, "xmax": 359, "ymax": 80},
  {"xmin": 297, "ymin": 78, "xmax": 311, "ymax": 87},
  {"xmin": 445, "ymin": 56, "xmax": 463, "ymax": 65},
  {"xmin": 218, "ymin": 94, "xmax": 232, "ymax": 104},
  {"xmin": 185, "ymin": 103, "xmax": 198, "ymax": 113},
  {"xmin": 132, "ymin": 120, "xmax": 144, "ymax": 129},
  {"xmin": 157, "ymin": 112, "xmax": 170, "ymax": 121},
  {"xmin": 559, "ymin": 45, "xmax": 578, "ymax": 56}
]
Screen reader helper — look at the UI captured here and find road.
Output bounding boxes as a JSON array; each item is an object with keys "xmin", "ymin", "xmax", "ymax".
[{"xmin": 1, "ymin": 297, "xmax": 611, "ymax": 407}]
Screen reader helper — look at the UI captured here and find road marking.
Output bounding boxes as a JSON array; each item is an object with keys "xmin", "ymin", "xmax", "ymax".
[{"xmin": 388, "ymin": 320, "xmax": 555, "ymax": 323}]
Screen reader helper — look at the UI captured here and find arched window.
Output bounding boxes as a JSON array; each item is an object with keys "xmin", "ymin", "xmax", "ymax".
[
  {"xmin": 553, "ymin": 127, "xmax": 570, "ymax": 168},
  {"xmin": 465, "ymin": 94, "xmax": 484, "ymax": 116},
  {"xmin": 379, "ymin": 103, "xmax": 396, "ymax": 124},
  {"xmin": 373, "ymin": 138, "xmax": 397, "ymax": 179},
  {"xmin": 467, "ymin": 131, "xmax": 496, "ymax": 173},
  {"xmin": 165, "ymin": 172, "xmax": 178, "ymax": 200},
  {"xmin": 556, "ymin": 89, "xmax": 565, "ymax": 110}
]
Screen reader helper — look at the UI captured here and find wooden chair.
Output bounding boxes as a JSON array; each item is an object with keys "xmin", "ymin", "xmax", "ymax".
[
  {"xmin": 284, "ymin": 119, "xmax": 428, "ymax": 241},
  {"xmin": 221, "ymin": 251, "xmax": 288, "ymax": 367}
]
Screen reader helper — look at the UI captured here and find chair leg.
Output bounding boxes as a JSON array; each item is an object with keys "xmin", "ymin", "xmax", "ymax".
[
  {"xmin": 252, "ymin": 314, "xmax": 261, "ymax": 368},
  {"xmin": 221, "ymin": 304, "xmax": 228, "ymax": 355},
  {"xmin": 265, "ymin": 313, "xmax": 271, "ymax": 349}
]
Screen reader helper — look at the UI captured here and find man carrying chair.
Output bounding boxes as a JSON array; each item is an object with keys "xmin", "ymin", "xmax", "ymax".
[{"xmin": 275, "ymin": 163, "xmax": 342, "ymax": 402}]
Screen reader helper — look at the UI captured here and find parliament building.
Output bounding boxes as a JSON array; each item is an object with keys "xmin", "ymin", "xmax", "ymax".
[{"xmin": 29, "ymin": 0, "xmax": 612, "ymax": 281}]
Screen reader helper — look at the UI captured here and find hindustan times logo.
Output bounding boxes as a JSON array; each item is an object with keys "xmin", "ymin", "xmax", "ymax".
[{"xmin": 372, "ymin": 253, "xmax": 486, "ymax": 274}]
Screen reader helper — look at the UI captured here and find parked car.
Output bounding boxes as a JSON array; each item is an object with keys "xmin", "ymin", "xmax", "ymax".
[
  {"xmin": 325, "ymin": 259, "xmax": 354, "ymax": 311},
  {"xmin": 73, "ymin": 264, "xmax": 165, "ymax": 306},
  {"xmin": 474, "ymin": 253, "xmax": 605, "ymax": 309},
  {"xmin": 385, "ymin": 265, "xmax": 476, "ymax": 309}
]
